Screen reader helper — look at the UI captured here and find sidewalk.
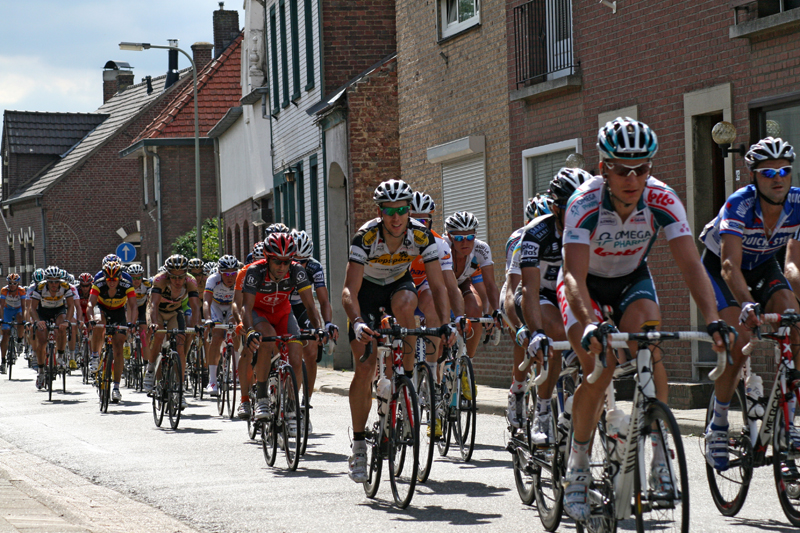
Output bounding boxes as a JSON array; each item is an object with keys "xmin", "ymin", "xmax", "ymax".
[{"xmin": 316, "ymin": 368, "xmax": 710, "ymax": 436}]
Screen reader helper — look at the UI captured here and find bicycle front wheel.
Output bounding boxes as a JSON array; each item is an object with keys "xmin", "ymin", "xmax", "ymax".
[
  {"xmin": 414, "ymin": 361, "xmax": 436, "ymax": 483},
  {"xmin": 228, "ymin": 350, "xmax": 238, "ymax": 419},
  {"xmin": 364, "ymin": 386, "xmax": 383, "ymax": 498},
  {"xmin": 217, "ymin": 350, "xmax": 228, "ymax": 416},
  {"xmin": 534, "ymin": 396, "xmax": 565, "ymax": 530},
  {"xmin": 773, "ymin": 390, "xmax": 800, "ymax": 527},
  {"xmin": 6, "ymin": 336, "xmax": 14, "ymax": 380},
  {"xmin": 704, "ymin": 384, "xmax": 752, "ymax": 517},
  {"xmin": 166, "ymin": 354, "xmax": 183, "ymax": 430},
  {"xmin": 152, "ymin": 357, "xmax": 165, "ymax": 427},
  {"xmin": 47, "ymin": 343, "xmax": 54, "ymax": 401},
  {"xmin": 99, "ymin": 355, "xmax": 111, "ymax": 413},
  {"xmin": 454, "ymin": 356, "xmax": 476, "ymax": 462},
  {"xmin": 282, "ymin": 365, "xmax": 302, "ymax": 471},
  {"xmin": 388, "ymin": 375, "xmax": 419, "ymax": 509},
  {"xmin": 299, "ymin": 361, "xmax": 310, "ymax": 456},
  {"xmin": 634, "ymin": 400, "xmax": 689, "ymax": 533}
]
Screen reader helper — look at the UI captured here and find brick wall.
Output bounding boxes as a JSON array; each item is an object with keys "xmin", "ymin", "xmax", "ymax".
[
  {"xmin": 222, "ymin": 198, "xmax": 262, "ymax": 261},
  {"xmin": 214, "ymin": 7, "xmax": 241, "ymax": 58},
  {"xmin": 321, "ymin": 0, "xmax": 397, "ymax": 95},
  {"xmin": 396, "ymin": 0, "xmax": 511, "ymax": 387},
  {"xmin": 0, "ymin": 200, "xmax": 45, "ymax": 284}
]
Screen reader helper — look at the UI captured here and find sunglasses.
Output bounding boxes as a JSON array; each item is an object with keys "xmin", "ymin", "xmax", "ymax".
[
  {"xmin": 221, "ymin": 271, "xmax": 238, "ymax": 277},
  {"xmin": 131, "ymin": 276, "xmax": 143, "ymax": 280},
  {"xmin": 80, "ymin": 283, "xmax": 92, "ymax": 288},
  {"xmin": 381, "ymin": 206, "xmax": 410, "ymax": 217},
  {"xmin": 414, "ymin": 217, "xmax": 431, "ymax": 224},
  {"xmin": 106, "ymin": 277, "xmax": 119, "ymax": 282},
  {"xmin": 271, "ymin": 258, "xmax": 292, "ymax": 266},
  {"xmin": 604, "ymin": 161, "xmax": 652, "ymax": 177},
  {"xmin": 451, "ymin": 234, "xmax": 476, "ymax": 242},
  {"xmin": 168, "ymin": 274, "xmax": 185, "ymax": 280},
  {"xmin": 754, "ymin": 166, "xmax": 792, "ymax": 179}
]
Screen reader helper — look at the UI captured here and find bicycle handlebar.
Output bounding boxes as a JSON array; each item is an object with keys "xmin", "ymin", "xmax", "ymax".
[
  {"xmin": 360, "ymin": 326, "xmax": 449, "ymax": 363},
  {"xmin": 741, "ymin": 312, "xmax": 800, "ymax": 358}
]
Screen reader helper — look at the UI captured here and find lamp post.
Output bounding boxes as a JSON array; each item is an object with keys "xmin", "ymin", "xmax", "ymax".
[{"xmin": 120, "ymin": 41, "xmax": 202, "ymax": 260}]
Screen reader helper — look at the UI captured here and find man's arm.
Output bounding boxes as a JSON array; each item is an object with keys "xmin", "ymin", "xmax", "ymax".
[
  {"xmin": 203, "ymin": 291, "xmax": 214, "ymax": 321},
  {"xmin": 719, "ymin": 233, "xmax": 756, "ymax": 307},
  {"xmin": 504, "ymin": 273, "xmax": 522, "ymax": 329},
  {"xmin": 424, "ymin": 259, "xmax": 451, "ymax": 326},
  {"xmin": 480, "ymin": 263, "xmax": 501, "ymax": 313},
  {"xmin": 520, "ymin": 266, "xmax": 544, "ymax": 332},
  {"xmin": 669, "ymin": 235, "xmax": 722, "ymax": 323},
  {"xmin": 148, "ymin": 293, "xmax": 162, "ymax": 326},
  {"xmin": 562, "ymin": 242, "xmax": 596, "ymax": 328},
  {"xmin": 342, "ymin": 261, "xmax": 365, "ymax": 324},
  {"xmin": 241, "ymin": 292, "xmax": 255, "ymax": 331},
  {"xmin": 127, "ymin": 296, "xmax": 138, "ymax": 324},
  {"xmin": 444, "ymin": 270, "xmax": 464, "ymax": 319},
  {"xmin": 188, "ymin": 297, "xmax": 201, "ymax": 328},
  {"xmin": 86, "ymin": 294, "xmax": 97, "ymax": 323},
  {"xmin": 787, "ymin": 238, "xmax": 800, "ymax": 300},
  {"xmin": 315, "ymin": 286, "xmax": 332, "ymax": 324}
]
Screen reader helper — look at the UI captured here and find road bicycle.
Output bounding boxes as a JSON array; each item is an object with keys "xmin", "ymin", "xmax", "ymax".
[
  {"xmin": 151, "ymin": 328, "xmax": 189, "ymax": 430},
  {"xmin": 704, "ymin": 310, "xmax": 800, "ymax": 526},
  {"xmin": 213, "ymin": 323, "xmax": 239, "ymax": 419},
  {"xmin": 186, "ymin": 332, "xmax": 207, "ymax": 399},
  {"xmin": 77, "ymin": 324, "xmax": 91, "ymax": 385},
  {"xmin": 1, "ymin": 319, "xmax": 22, "ymax": 379},
  {"xmin": 258, "ymin": 330, "xmax": 322, "ymax": 471},
  {"xmin": 95, "ymin": 324, "xmax": 128, "ymax": 413},
  {"xmin": 123, "ymin": 321, "xmax": 146, "ymax": 391},
  {"xmin": 38, "ymin": 320, "xmax": 64, "ymax": 401},
  {"xmin": 361, "ymin": 313, "xmax": 447, "ymax": 508},
  {"xmin": 570, "ymin": 323, "xmax": 726, "ymax": 533}
]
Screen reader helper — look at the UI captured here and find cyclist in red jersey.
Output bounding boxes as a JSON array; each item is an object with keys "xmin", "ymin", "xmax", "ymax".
[{"xmin": 232, "ymin": 242, "xmax": 265, "ymax": 419}]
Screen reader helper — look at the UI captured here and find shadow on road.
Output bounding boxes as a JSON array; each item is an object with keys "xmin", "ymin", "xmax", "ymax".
[
  {"xmin": 418, "ymin": 477, "xmax": 510, "ymax": 498},
  {"xmin": 360, "ymin": 500, "xmax": 503, "ymax": 524},
  {"xmin": 725, "ymin": 517, "xmax": 800, "ymax": 533}
]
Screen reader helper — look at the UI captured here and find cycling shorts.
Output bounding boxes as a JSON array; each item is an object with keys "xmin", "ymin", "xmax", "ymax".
[
  {"xmin": 292, "ymin": 303, "xmax": 312, "ymax": 330},
  {"xmin": 252, "ymin": 308, "xmax": 300, "ymax": 339},
  {"xmin": 38, "ymin": 304, "xmax": 67, "ymax": 323},
  {"xmin": 94, "ymin": 305, "xmax": 127, "ymax": 327},
  {"xmin": 137, "ymin": 303, "xmax": 147, "ymax": 324},
  {"xmin": 348, "ymin": 271, "xmax": 417, "ymax": 342},
  {"xmin": 2, "ymin": 306, "xmax": 22, "ymax": 330},
  {"xmin": 209, "ymin": 302, "xmax": 233, "ymax": 324},
  {"xmin": 702, "ymin": 251, "xmax": 791, "ymax": 311},
  {"xmin": 513, "ymin": 287, "xmax": 558, "ymax": 327},
  {"xmin": 151, "ymin": 309, "xmax": 185, "ymax": 331}
]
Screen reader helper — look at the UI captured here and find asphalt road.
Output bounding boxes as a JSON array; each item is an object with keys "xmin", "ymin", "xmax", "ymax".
[{"xmin": 0, "ymin": 361, "xmax": 798, "ymax": 532}]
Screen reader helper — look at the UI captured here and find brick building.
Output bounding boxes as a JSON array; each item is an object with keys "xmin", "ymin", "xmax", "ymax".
[
  {"xmin": 505, "ymin": 1, "xmax": 800, "ymax": 390},
  {"xmin": 0, "ymin": 65, "xmax": 190, "ymax": 279}
]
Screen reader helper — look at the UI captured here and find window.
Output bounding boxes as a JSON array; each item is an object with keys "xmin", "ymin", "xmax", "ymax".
[
  {"xmin": 442, "ymin": 154, "xmax": 488, "ymax": 242},
  {"xmin": 234, "ymin": 224, "xmax": 241, "ymax": 260},
  {"xmin": 279, "ymin": 0, "xmax": 290, "ymax": 108},
  {"xmin": 303, "ymin": 0, "xmax": 315, "ymax": 90},
  {"xmin": 309, "ymin": 155, "xmax": 320, "ymax": 260},
  {"xmin": 270, "ymin": 6, "xmax": 280, "ymax": 114},
  {"xmin": 521, "ymin": 139, "xmax": 582, "ymax": 211},
  {"xmin": 296, "ymin": 163, "xmax": 305, "ymax": 231},
  {"xmin": 762, "ymin": 104, "xmax": 800, "ymax": 187},
  {"xmin": 440, "ymin": 0, "xmax": 480, "ymax": 39},
  {"xmin": 290, "ymin": 0, "xmax": 301, "ymax": 101},
  {"xmin": 513, "ymin": 0, "xmax": 575, "ymax": 87}
]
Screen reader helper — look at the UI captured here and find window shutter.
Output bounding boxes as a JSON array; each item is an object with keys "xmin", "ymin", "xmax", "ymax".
[
  {"xmin": 530, "ymin": 149, "xmax": 574, "ymax": 197},
  {"xmin": 442, "ymin": 154, "xmax": 488, "ymax": 242}
]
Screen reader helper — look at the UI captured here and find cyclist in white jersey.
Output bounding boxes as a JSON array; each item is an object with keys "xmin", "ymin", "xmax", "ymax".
[
  {"xmin": 203, "ymin": 255, "xmax": 238, "ymax": 397},
  {"xmin": 559, "ymin": 117, "xmax": 732, "ymax": 521}
]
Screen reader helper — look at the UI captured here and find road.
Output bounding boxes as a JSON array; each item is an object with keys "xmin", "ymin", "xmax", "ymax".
[{"xmin": 0, "ymin": 361, "xmax": 797, "ymax": 532}]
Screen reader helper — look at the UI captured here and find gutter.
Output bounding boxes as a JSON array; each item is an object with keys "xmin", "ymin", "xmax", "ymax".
[{"xmin": 120, "ymin": 137, "xmax": 214, "ymax": 159}]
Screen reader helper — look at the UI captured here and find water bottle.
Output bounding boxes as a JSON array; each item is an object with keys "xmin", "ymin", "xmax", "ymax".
[
  {"xmin": 376, "ymin": 377, "xmax": 391, "ymax": 416},
  {"xmin": 123, "ymin": 343, "xmax": 131, "ymax": 360},
  {"xmin": 745, "ymin": 373, "xmax": 765, "ymax": 420},
  {"xmin": 606, "ymin": 408, "xmax": 630, "ymax": 464},
  {"xmin": 557, "ymin": 396, "xmax": 573, "ymax": 451}
]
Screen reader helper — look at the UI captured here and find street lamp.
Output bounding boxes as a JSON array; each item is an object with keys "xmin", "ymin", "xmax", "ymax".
[{"xmin": 120, "ymin": 41, "xmax": 203, "ymax": 260}]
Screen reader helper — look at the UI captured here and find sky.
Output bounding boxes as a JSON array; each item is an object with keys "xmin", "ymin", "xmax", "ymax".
[{"xmin": 0, "ymin": 0, "xmax": 245, "ymax": 114}]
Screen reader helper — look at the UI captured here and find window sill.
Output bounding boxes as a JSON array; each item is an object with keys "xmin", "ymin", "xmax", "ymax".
[
  {"xmin": 730, "ymin": 7, "xmax": 800, "ymax": 39},
  {"xmin": 305, "ymin": 82, "xmax": 315, "ymax": 92},
  {"xmin": 438, "ymin": 21, "xmax": 481, "ymax": 45},
  {"xmin": 510, "ymin": 73, "xmax": 582, "ymax": 104}
]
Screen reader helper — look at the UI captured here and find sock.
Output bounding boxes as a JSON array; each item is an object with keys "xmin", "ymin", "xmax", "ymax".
[
  {"xmin": 209, "ymin": 365, "xmax": 218, "ymax": 385},
  {"xmin": 510, "ymin": 378, "xmax": 525, "ymax": 394},
  {"xmin": 352, "ymin": 437, "xmax": 367, "ymax": 454},
  {"xmin": 147, "ymin": 362, "xmax": 156, "ymax": 372},
  {"xmin": 536, "ymin": 395, "xmax": 551, "ymax": 415},
  {"xmin": 568, "ymin": 438, "xmax": 591, "ymax": 470},
  {"xmin": 711, "ymin": 398, "xmax": 730, "ymax": 429},
  {"xmin": 91, "ymin": 352, "xmax": 99, "ymax": 359},
  {"xmin": 113, "ymin": 382, "xmax": 120, "ymax": 389},
  {"xmin": 241, "ymin": 394, "xmax": 250, "ymax": 402},
  {"xmin": 651, "ymin": 434, "xmax": 666, "ymax": 464}
]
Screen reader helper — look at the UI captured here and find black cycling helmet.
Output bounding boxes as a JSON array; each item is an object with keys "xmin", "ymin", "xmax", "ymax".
[{"xmin": 549, "ymin": 168, "xmax": 593, "ymax": 207}]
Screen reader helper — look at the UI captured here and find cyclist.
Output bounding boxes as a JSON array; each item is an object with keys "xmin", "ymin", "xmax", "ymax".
[
  {"xmin": 506, "ymin": 170, "xmax": 592, "ymax": 442},
  {"xmin": 560, "ymin": 117, "xmax": 731, "ymax": 520},
  {"xmin": 127, "ymin": 264, "xmax": 151, "ymax": 352},
  {"xmin": 288, "ymin": 230, "xmax": 339, "ymax": 425},
  {"xmin": 203, "ymin": 254, "xmax": 238, "ymax": 397},
  {"xmin": 241, "ymin": 233, "xmax": 326, "ymax": 430},
  {"xmin": 63, "ymin": 271, "xmax": 79, "ymax": 366},
  {"xmin": 342, "ymin": 179, "xmax": 455, "ymax": 483},
  {"xmin": 701, "ymin": 136, "xmax": 800, "ymax": 467},
  {"xmin": 184, "ymin": 258, "xmax": 207, "ymax": 379},
  {"xmin": 0, "ymin": 273, "xmax": 26, "ymax": 373},
  {"xmin": 87, "ymin": 261, "xmax": 137, "ymax": 403},
  {"xmin": 29, "ymin": 266, "xmax": 75, "ymax": 390},
  {"xmin": 25, "ymin": 269, "xmax": 45, "ymax": 365},
  {"xmin": 144, "ymin": 254, "xmax": 201, "ymax": 409}
]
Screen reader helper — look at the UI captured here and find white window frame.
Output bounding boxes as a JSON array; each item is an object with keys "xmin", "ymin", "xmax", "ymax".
[
  {"xmin": 521, "ymin": 138, "xmax": 582, "ymax": 212},
  {"xmin": 440, "ymin": 0, "xmax": 481, "ymax": 39}
]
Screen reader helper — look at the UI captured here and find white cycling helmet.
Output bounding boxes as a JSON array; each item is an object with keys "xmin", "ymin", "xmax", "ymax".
[
  {"xmin": 445, "ymin": 211, "xmax": 479, "ymax": 232},
  {"xmin": 291, "ymin": 230, "xmax": 314, "ymax": 260},
  {"xmin": 410, "ymin": 192, "xmax": 436, "ymax": 214},
  {"xmin": 127, "ymin": 264, "xmax": 145, "ymax": 276},
  {"xmin": 744, "ymin": 136, "xmax": 795, "ymax": 171},
  {"xmin": 252, "ymin": 242, "xmax": 266, "ymax": 261},
  {"xmin": 44, "ymin": 265, "xmax": 61, "ymax": 280},
  {"xmin": 373, "ymin": 179, "xmax": 413, "ymax": 205},
  {"xmin": 597, "ymin": 117, "xmax": 659, "ymax": 161},
  {"xmin": 217, "ymin": 255, "xmax": 238, "ymax": 271}
]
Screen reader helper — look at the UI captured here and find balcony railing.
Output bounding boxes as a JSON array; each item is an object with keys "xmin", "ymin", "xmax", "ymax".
[{"xmin": 514, "ymin": 0, "xmax": 577, "ymax": 89}]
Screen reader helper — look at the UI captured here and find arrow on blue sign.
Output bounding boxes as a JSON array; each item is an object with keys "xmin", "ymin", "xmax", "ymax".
[{"xmin": 116, "ymin": 243, "xmax": 137, "ymax": 263}]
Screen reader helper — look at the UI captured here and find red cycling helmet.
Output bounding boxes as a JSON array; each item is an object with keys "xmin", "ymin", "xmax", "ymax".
[
  {"xmin": 263, "ymin": 232, "xmax": 297, "ymax": 258},
  {"xmin": 103, "ymin": 261, "xmax": 123, "ymax": 279},
  {"xmin": 78, "ymin": 273, "xmax": 93, "ymax": 285}
]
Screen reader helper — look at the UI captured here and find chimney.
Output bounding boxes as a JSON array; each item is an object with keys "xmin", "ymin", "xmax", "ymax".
[
  {"xmin": 164, "ymin": 40, "xmax": 180, "ymax": 91},
  {"xmin": 102, "ymin": 61, "xmax": 135, "ymax": 103},
  {"xmin": 192, "ymin": 42, "xmax": 214, "ymax": 72},
  {"xmin": 213, "ymin": 2, "xmax": 240, "ymax": 59}
]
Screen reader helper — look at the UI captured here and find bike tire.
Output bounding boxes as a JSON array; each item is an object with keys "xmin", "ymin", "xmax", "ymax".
[
  {"xmin": 454, "ymin": 355, "xmax": 476, "ymax": 462},
  {"xmin": 151, "ymin": 356, "xmax": 165, "ymax": 427},
  {"xmin": 167, "ymin": 353, "xmax": 183, "ymax": 429},
  {"xmin": 299, "ymin": 361, "xmax": 310, "ymax": 456},
  {"xmin": 47, "ymin": 343, "xmax": 54, "ymax": 401},
  {"xmin": 281, "ymin": 365, "xmax": 301, "ymax": 471},
  {"xmin": 773, "ymin": 389, "xmax": 800, "ymax": 526},
  {"xmin": 575, "ymin": 418, "xmax": 617, "ymax": 533},
  {"xmin": 634, "ymin": 400, "xmax": 689, "ymax": 533},
  {"xmin": 704, "ymin": 383, "xmax": 752, "ymax": 517},
  {"xmin": 513, "ymin": 390, "xmax": 536, "ymax": 505},
  {"xmin": 414, "ymin": 362, "xmax": 436, "ymax": 483},
  {"xmin": 81, "ymin": 340, "xmax": 89, "ymax": 385},
  {"xmin": 134, "ymin": 343, "xmax": 144, "ymax": 391},
  {"xmin": 437, "ymin": 366, "xmax": 453, "ymax": 457},
  {"xmin": 99, "ymin": 354, "xmax": 111, "ymax": 413},
  {"xmin": 7, "ymin": 336, "xmax": 14, "ymax": 380},
  {"xmin": 388, "ymin": 374, "xmax": 420, "ymax": 509},
  {"xmin": 534, "ymin": 396, "xmax": 565, "ymax": 530},
  {"xmin": 197, "ymin": 342, "xmax": 206, "ymax": 401},
  {"xmin": 228, "ymin": 348, "xmax": 238, "ymax": 419},
  {"xmin": 363, "ymin": 384, "xmax": 383, "ymax": 498},
  {"xmin": 262, "ymin": 416, "xmax": 278, "ymax": 466},
  {"xmin": 217, "ymin": 352, "xmax": 227, "ymax": 416}
]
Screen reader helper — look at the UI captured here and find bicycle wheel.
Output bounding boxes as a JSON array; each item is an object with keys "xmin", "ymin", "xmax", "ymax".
[
  {"xmin": 454, "ymin": 356, "xmax": 476, "ymax": 461},
  {"xmin": 773, "ymin": 391, "xmax": 800, "ymax": 526},
  {"xmin": 364, "ymin": 383, "xmax": 383, "ymax": 498},
  {"xmin": 534, "ymin": 396, "xmax": 566, "ymax": 531},
  {"xmin": 101, "ymin": 353, "xmax": 112, "ymax": 413},
  {"xmin": 281, "ymin": 365, "xmax": 301, "ymax": 471},
  {"xmin": 186, "ymin": 344, "xmax": 198, "ymax": 398},
  {"xmin": 197, "ymin": 342, "xmax": 206, "ymax": 400},
  {"xmin": 704, "ymin": 383, "xmax": 752, "ymax": 517},
  {"xmin": 167, "ymin": 354, "xmax": 183, "ymax": 429},
  {"xmin": 7, "ymin": 336, "xmax": 14, "ymax": 380},
  {"xmin": 248, "ymin": 400, "xmax": 259, "ymax": 441},
  {"xmin": 61, "ymin": 358, "xmax": 67, "ymax": 394},
  {"xmin": 511, "ymin": 390, "xmax": 535, "ymax": 505},
  {"xmin": 299, "ymin": 360, "xmax": 310, "ymax": 456},
  {"xmin": 575, "ymin": 418, "xmax": 617, "ymax": 533},
  {"xmin": 47, "ymin": 343, "xmax": 54, "ymax": 401},
  {"xmin": 633, "ymin": 400, "xmax": 689, "ymax": 533},
  {"xmin": 414, "ymin": 362, "xmax": 436, "ymax": 483},
  {"xmin": 217, "ymin": 352, "xmax": 227, "ymax": 416},
  {"xmin": 437, "ymin": 369, "xmax": 453, "ymax": 457},
  {"xmin": 133, "ymin": 343, "xmax": 143, "ymax": 391},
  {"xmin": 388, "ymin": 375, "xmax": 419, "ymax": 509},
  {"xmin": 228, "ymin": 348, "xmax": 238, "ymax": 419},
  {"xmin": 81, "ymin": 341, "xmax": 89, "ymax": 384},
  {"xmin": 262, "ymin": 416, "xmax": 278, "ymax": 466},
  {"xmin": 152, "ymin": 357, "xmax": 165, "ymax": 427}
]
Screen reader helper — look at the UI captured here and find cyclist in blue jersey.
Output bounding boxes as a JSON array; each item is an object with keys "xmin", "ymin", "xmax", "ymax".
[
  {"xmin": 700, "ymin": 136, "xmax": 800, "ymax": 469},
  {"xmin": 560, "ymin": 117, "xmax": 732, "ymax": 521}
]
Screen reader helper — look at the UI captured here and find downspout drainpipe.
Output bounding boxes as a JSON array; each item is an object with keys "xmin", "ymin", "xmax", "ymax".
[
  {"xmin": 147, "ymin": 147, "xmax": 163, "ymax": 267},
  {"xmin": 40, "ymin": 206, "xmax": 47, "ymax": 265},
  {"xmin": 213, "ymin": 137, "xmax": 223, "ymax": 257}
]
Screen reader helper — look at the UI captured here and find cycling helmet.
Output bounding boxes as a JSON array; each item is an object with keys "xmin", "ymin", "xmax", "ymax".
[
  {"xmin": 549, "ymin": 167, "xmax": 593, "ymax": 207},
  {"xmin": 43, "ymin": 266, "xmax": 61, "ymax": 280},
  {"xmin": 597, "ymin": 117, "xmax": 659, "ymax": 161},
  {"xmin": 525, "ymin": 194, "xmax": 553, "ymax": 221},
  {"xmin": 188, "ymin": 258, "xmax": 204, "ymax": 273},
  {"xmin": 164, "ymin": 254, "xmax": 189, "ymax": 272},
  {"xmin": 203, "ymin": 261, "xmax": 217, "ymax": 275},
  {"xmin": 33, "ymin": 269, "xmax": 45, "ymax": 283},
  {"xmin": 291, "ymin": 230, "xmax": 314, "ymax": 260},
  {"xmin": 102, "ymin": 254, "xmax": 120, "ymax": 266},
  {"xmin": 6, "ymin": 273, "xmax": 20, "ymax": 284},
  {"xmin": 744, "ymin": 136, "xmax": 796, "ymax": 171},
  {"xmin": 102, "ymin": 262, "xmax": 122, "ymax": 279},
  {"xmin": 218, "ymin": 255, "xmax": 238, "ymax": 270},
  {"xmin": 410, "ymin": 192, "xmax": 436, "ymax": 214},
  {"xmin": 58, "ymin": 268, "xmax": 67, "ymax": 280},
  {"xmin": 127, "ymin": 264, "xmax": 144, "ymax": 276},
  {"xmin": 264, "ymin": 232, "xmax": 296, "ymax": 258},
  {"xmin": 265, "ymin": 222, "xmax": 291, "ymax": 235},
  {"xmin": 157, "ymin": 266, "xmax": 167, "ymax": 274},
  {"xmin": 78, "ymin": 273, "xmax": 93, "ymax": 285},
  {"xmin": 252, "ymin": 242, "xmax": 266, "ymax": 261},
  {"xmin": 445, "ymin": 211, "xmax": 479, "ymax": 232},
  {"xmin": 373, "ymin": 179, "xmax": 413, "ymax": 205},
  {"xmin": 67, "ymin": 274, "xmax": 75, "ymax": 285}
]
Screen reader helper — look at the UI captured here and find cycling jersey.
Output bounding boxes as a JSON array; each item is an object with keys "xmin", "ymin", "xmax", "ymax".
[
  {"xmin": 289, "ymin": 258, "xmax": 326, "ymax": 305},
  {"xmin": 204, "ymin": 272, "xmax": 235, "ymax": 307},
  {"xmin": 409, "ymin": 230, "xmax": 453, "ymax": 287},
  {"xmin": 349, "ymin": 218, "xmax": 439, "ymax": 285},
  {"xmin": 699, "ymin": 184, "xmax": 800, "ymax": 270},
  {"xmin": 132, "ymin": 278, "xmax": 152, "ymax": 307},
  {"xmin": 563, "ymin": 175, "xmax": 691, "ymax": 277},
  {"xmin": 26, "ymin": 283, "xmax": 36, "ymax": 300},
  {"xmin": 31, "ymin": 281, "xmax": 74, "ymax": 308},
  {"xmin": 150, "ymin": 272, "xmax": 200, "ymax": 313},
  {"xmin": 242, "ymin": 260, "xmax": 311, "ymax": 315},
  {"xmin": 0, "ymin": 286, "xmax": 27, "ymax": 309},
  {"xmin": 452, "ymin": 237, "xmax": 493, "ymax": 285},
  {"xmin": 91, "ymin": 275, "xmax": 135, "ymax": 310},
  {"xmin": 509, "ymin": 213, "xmax": 562, "ymax": 292}
]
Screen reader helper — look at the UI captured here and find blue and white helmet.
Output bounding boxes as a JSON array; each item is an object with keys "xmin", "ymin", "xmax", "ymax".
[
  {"xmin": 597, "ymin": 117, "xmax": 659, "ymax": 161},
  {"xmin": 744, "ymin": 137, "xmax": 795, "ymax": 171},
  {"xmin": 525, "ymin": 194, "xmax": 553, "ymax": 220}
]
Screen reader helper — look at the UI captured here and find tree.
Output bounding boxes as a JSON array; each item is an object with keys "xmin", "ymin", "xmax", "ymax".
[{"xmin": 172, "ymin": 218, "xmax": 222, "ymax": 261}]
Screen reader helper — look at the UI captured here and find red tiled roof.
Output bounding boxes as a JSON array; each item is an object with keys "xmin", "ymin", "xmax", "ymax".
[{"xmin": 135, "ymin": 33, "xmax": 243, "ymax": 141}]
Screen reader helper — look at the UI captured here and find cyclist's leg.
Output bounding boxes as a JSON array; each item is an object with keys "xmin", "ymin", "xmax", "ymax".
[
  {"xmin": 531, "ymin": 298, "xmax": 566, "ymax": 443},
  {"xmin": 0, "ymin": 308, "xmax": 11, "ymax": 366},
  {"xmin": 461, "ymin": 280, "xmax": 483, "ymax": 359},
  {"xmin": 251, "ymin": 311, "xmax": 277, "ymax": 419},
  {"xmin": 390, "ymin": 279, "xmax": 419, "ymax": 373}
]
